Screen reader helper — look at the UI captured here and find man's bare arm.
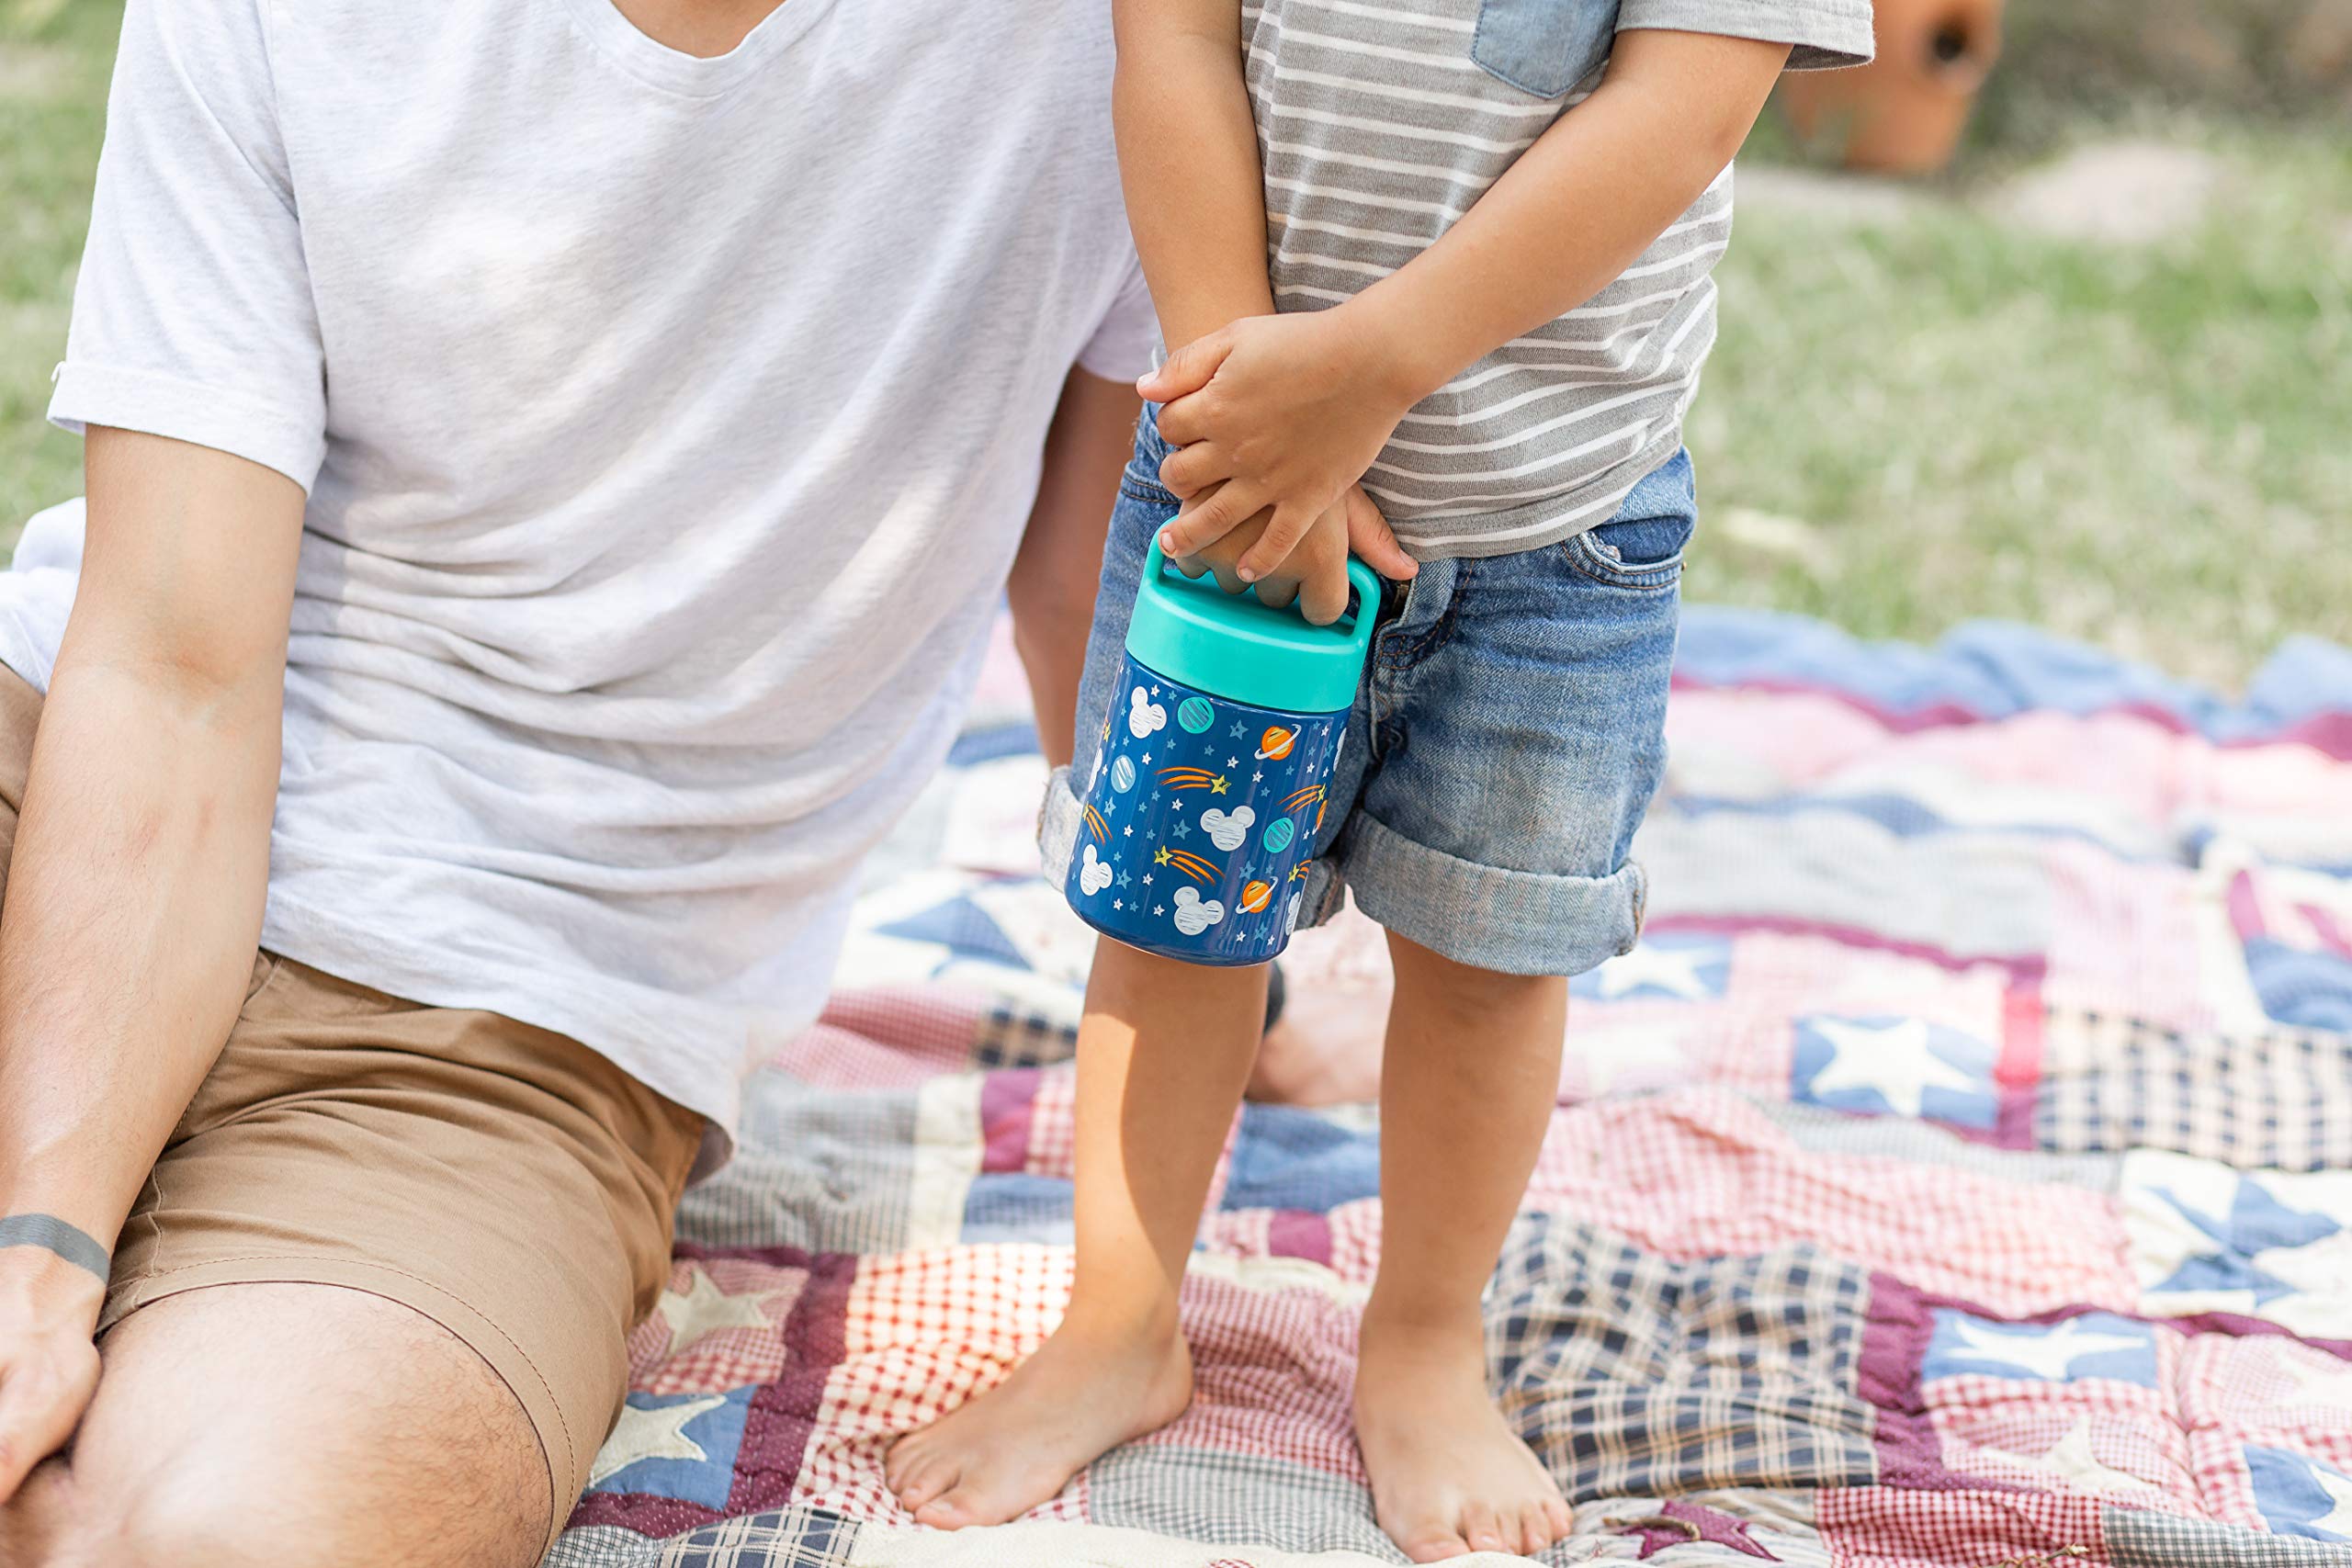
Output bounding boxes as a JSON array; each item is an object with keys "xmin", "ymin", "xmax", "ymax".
[
  {"xmin": 1010, "ymin": 368, "xmax": 1142, "ymax": 769},
  {"xmin": 0, "ymin": 429, "xmax": 303, "ymax": 1500}
]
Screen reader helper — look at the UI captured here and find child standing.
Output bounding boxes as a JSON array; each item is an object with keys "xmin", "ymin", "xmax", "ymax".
[{"xmin": 891, "ymin": 0, "xmax": 1870, "ymax": 1559}]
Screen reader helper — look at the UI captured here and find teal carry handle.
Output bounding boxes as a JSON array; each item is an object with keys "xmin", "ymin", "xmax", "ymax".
[
  {"xmin": 1124, "ymin": 534, "xmax": 1383, "ymax": 716},
  {"xmin": 1143, "ymin": 536, "xmax": 1383, "ymax": 633}
]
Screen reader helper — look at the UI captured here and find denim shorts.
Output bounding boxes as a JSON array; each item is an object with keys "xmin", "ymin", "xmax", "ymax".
[{"xmin": 1041, "ymin": 403, "xmax": 1690, "ymax": 977}]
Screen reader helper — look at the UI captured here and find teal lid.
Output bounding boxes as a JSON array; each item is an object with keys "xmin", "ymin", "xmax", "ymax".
[{"xmin": 1123, "ymin": 536, "xmax": 1382, "ymax": 715}]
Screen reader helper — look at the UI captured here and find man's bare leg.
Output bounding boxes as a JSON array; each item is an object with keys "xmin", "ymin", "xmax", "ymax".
[{"xmin": 0, "ymin": 1282, "xmax": 550, "ymax": 1568}]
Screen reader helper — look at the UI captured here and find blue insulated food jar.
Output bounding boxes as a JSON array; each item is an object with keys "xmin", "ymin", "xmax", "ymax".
[{"xmin": 1066, "ymin": 539, "xmax": 1382, "ymax": 965}]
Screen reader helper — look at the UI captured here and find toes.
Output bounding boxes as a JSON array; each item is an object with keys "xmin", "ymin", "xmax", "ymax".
[
  {"xmin": 893, "ymin": 1451, "xmax": 958, "ymax": 1513},
  {"xmin": 913, "ymin": 1485, "xmax": 983, "ymax": 1530},
  {"xmin": 1463, "ymin": 1502, "xmax": 1510, "ymax": 1555},
  {"xmin": 1544, "ymin": 1496, "xmax": 1575, "ymax": 1542},
  {"xmin": 1517, "ymin": 1502, "xmax": 1555, "ymax": 1555},
  {"xmin": 881, "ymin": 1434, "xmax": 922, "ymax": 1492},
  {"xmin": 1403, "ymin": 1530, "xmax": 1474, "ymax": 1564}
]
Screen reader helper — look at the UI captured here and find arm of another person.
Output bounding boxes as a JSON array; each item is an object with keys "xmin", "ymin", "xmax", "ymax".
[
  {"xmin": 1147, "ymin": 28, "xmax": 1793, "ymax": 577},
  {"xmin": 0, "ymin": 429, "xmax": 304, "ymax": 1501},
  {"xmin": 1009, "ymin": 368, "xmax": 1143, "ymax": 769}
]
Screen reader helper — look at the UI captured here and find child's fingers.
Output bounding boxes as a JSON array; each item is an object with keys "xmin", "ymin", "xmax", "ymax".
[
  {"xmin": 1251, "ymin": 574, "xmax": 1301, "ymax": 611},
  {"xmin": 1201, "ymin": 554, "xmax": 1252, "ymax": 595},
  {"xmin": 1296, "ymin": 557, "xmax": 1351, "ymax": 626},
  {"xmin": 1342, "ymin": 489, "xmax": 1419, "ymax": 580},
  {"xmin": 1136, "ymin": 330, "xmax": 1234, "ymax": 406},
  {"xmin": 1159, "ymin": 483, "xmax": 1262, "ymax": 559},
  {"xmin": 1172, "ymin": 543, "xmax": 1254, "ymax": 596},
  {"xmin": 1234, "ymin": 502, "xmax": 1317, "ymax": 584},
  {"xmin": 1155, "ymin": 441, "xmax": 1229, "ymax": 500},
  {"xmin": 1152, "ymin": 390, "xmax": 1215, "ymax": 447}
]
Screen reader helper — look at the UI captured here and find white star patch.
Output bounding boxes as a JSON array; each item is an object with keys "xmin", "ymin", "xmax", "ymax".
[
  {"xmin": 1976, "ymin": 1415, "xmax": 2160, "ymax": 1495},
  {"xmin": 1804, "ymin": 1017, "xmax": 1981, "ymax": 1117},
  {"xmin": 587, "ymin": 1394, "xmax": 729, "ymax": 1487},
  {"xmin": 1938, "ymin": 1315, "xmax": 2150, "ymax": 1381},
  {"xmin": 1592, "ymin": 942, "xmax": 1715, "ymax": 1000},
  {"xmin": 656, "ymin": 1264, "xmax": 776, "ymax": 1357}
]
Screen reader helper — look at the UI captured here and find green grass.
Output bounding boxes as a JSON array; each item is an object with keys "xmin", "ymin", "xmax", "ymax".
[
  {"xmin": 4, "ymin": 0, "xmax": 2346, "ymax": 687},
  {"xmin": 1689, "ymin": 122, "xmax": 2352, "ymax": 687},
  {"xmin": 0, "ymin": 0, "xmax": 113, "ymax": 531}
]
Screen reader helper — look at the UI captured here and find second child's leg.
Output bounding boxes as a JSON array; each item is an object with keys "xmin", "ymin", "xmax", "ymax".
[
  {"xmin": 885, "ymin": 938, "xmax": 1266, "ymax": 1527},
  {"xmin": 1356, "ymin": 930, "xmax": 1574, "ymax": 1563}
]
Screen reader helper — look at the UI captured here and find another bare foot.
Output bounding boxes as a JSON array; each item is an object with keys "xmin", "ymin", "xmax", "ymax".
[
  {"xmin": 1353, "ymin": 1315, "xmax": 1572, "ymax": 1562},
  {"xmin": 885, "ymin": 1314, "xmax": 1193, "ymax": 1528},
  {"xmin": 1247, "ymin": 915, "xmax": 1393, "ymax": 1105}
]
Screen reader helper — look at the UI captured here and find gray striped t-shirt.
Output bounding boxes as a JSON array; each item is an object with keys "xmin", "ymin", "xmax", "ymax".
[{"xmin": 1243, "ymin": 0, "xmax": 1871, "ymax": 558}]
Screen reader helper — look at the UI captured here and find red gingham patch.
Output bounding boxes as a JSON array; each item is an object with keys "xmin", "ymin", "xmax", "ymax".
[
  {"xmin": 1817, "ymin": 1483, "xmax": 2110, "ymax": 1567},
  {"xmin": 1324, "ymin": 1198, "xmax": 1383, "ymax": 1286},
  {"xmin": 2038, "ymin": 843, "xmax": 2215, "ymax": 1032},
  {"xmin": 787, "ymin": 1246, "xmax": 1075, "ymax": 1519},
  {"xmin": 1138, "ymin": 1271, "xmax": 1364, "ymax": 1481},
  {"xmin": 1928, "ymin": 1401, "xmax": 2198, "ymax": 1516},
  {"xmin": 1523, "ymin": 1089, "xmax": 2139, "ymax": 1315},
  {"xmin": 790, "ymin": 1244, "xmax": 1095, "ymax": 1525},
  {"xmin": 775, "ymin": 985, "xmax": 992, "ymax": 1088},
  {"xmin": 2175, "ymin": 1338, "xmax": 2352, "ymax": 1534},
  {"xmin": 2177, "ymin": 1331, "xmax": 2352, "ymax": 1448},
  {"xmin": 628, "ymin": 1257, "xmax": 811, "ymax": 1396},
  {"xmin": 1196, "ymin": 1208, "xmax": 1273, "ymax": 1259},
  {"xmin": 1023, "ymin": 1065, "xmax": 1079, "ymax": 1179}
]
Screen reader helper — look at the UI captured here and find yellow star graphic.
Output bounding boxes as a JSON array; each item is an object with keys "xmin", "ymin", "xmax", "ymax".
[
  {"xmin": 1154, "ymin": 847, "xmax": 1171, "ymax": 865},
  {"xmin": 1209, "ymin": 775, "xmax": 1228, "ymax": 794}
]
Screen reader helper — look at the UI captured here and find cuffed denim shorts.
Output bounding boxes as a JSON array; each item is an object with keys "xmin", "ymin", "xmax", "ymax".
[{"xmin": 1042, "ymin": 403, "xmax": 1690, "ymax": 978}]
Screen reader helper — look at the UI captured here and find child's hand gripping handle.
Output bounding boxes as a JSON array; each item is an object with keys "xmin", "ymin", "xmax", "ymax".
[{"xmin": 1143, "ymin": 534, "xmax": 1381, "ymax": 650}]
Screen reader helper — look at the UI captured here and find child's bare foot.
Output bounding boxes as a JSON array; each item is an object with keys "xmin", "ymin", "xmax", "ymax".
[
  {"xmin": 1353, "ymin": 1314, "xmax": 1573, "ymax": 1562},
  {"xmin": 886, "ymin": 1314, "xmax": 1194, "ymax": 1528}
]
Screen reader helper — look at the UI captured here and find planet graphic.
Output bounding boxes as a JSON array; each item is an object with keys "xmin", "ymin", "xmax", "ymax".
[
  {"xmin": 1238, "ymin": 879, "xmax": 1273, "ymax": 913},
  {"xmin": 1177, "ymin": 695, "xmax": 1216, "ymax": 734},
  {"xmin": 1261, "ymin": 817, "xmax": 1296, "ymax": 854},
  {"xmin": 1110, "ymin": 755, "xmax": 1137, "ymax": 793},
  {"xmin": 1255, "ymin": 726, "xmax": 1296, "ymax": 761}
]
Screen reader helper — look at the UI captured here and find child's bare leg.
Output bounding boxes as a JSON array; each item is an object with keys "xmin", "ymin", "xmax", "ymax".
[
  {"xmin": 1356, "ymin": 930, "xmax": 1573, "ymax": 1562},
  {"xmin": 886, "ymin": 938, "xmax": 1266, "ymax": 1527}
]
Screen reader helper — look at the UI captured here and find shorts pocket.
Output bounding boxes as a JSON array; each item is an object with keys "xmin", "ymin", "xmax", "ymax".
[
  {"xmin": 1566, "ymin": 508, "xmax": 1693, "ymax": 590},
  {"xmin": 1472, "ymin": 0, "xmax": 1622, "ymax": 98}
]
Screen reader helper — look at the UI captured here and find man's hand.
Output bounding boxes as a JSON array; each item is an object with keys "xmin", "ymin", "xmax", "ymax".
[
  {"xmin": 0, "ymin": 1247, "xmax": 104, "ymax": 1498},
  {"xmin": 1143, "ymin": 309, "xmax": 1425, "ymax": 585}
]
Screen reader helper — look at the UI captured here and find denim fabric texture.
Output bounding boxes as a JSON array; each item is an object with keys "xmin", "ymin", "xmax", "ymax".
[
  {"xmin": 1043, "ymin": 404, "xmax": 1690, "ymax": 977},
  {"xmin": 1470, "ymin": 0, "xmax": 1623, "ymax": 97}
]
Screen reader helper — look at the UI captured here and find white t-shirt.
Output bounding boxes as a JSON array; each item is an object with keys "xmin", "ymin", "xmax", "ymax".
[{"xmin": 25, "ymin": 0, "xmax": 1155, "ymax": 1176}]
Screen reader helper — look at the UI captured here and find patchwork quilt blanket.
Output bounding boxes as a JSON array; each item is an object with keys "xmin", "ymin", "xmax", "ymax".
[{"xmin": 546, "ymin": 608, "xmax": 2352, "ymax": 1568}]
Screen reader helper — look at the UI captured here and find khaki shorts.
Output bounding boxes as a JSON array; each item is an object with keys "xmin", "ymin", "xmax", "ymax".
[{"xmin": 0, "ymin": 671, "xmax": 705, "ymax": 1551}]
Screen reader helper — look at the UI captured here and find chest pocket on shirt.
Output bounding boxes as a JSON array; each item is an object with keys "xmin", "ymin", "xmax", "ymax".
[{"xmin": 1471, "ymin": 0, "xmax": 1623, "ymax": 98}]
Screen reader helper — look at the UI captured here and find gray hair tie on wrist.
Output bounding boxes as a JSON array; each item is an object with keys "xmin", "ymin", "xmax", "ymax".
[{"xmin": 0, "ymin": 1213, "xmax": 111, "ymax": 1282}]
